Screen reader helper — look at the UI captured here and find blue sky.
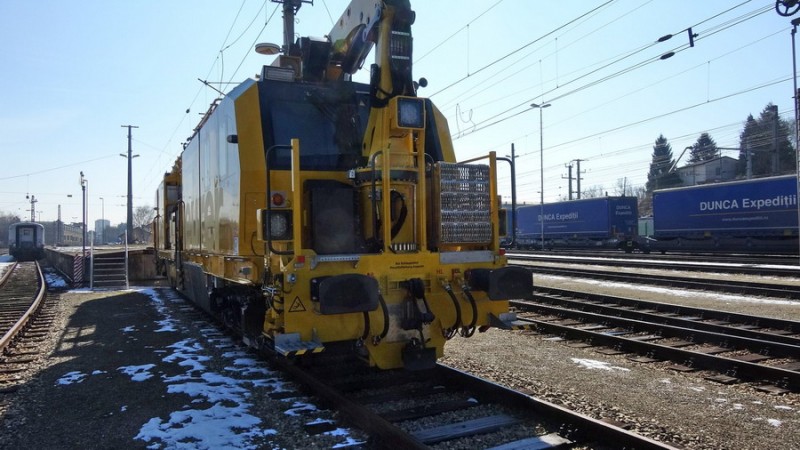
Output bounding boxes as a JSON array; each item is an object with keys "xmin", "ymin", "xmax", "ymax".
[{"xmin": 0, "ymin": 0, "xmax": 794, "ymax": 228}]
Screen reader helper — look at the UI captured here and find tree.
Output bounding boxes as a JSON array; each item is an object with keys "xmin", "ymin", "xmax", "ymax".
[
  {"xmin": 689, "ymin": 132, "xmax": 718, "ymax": 163},
  {"xmin": 106, "ymin": 223, "xmax": 126, "ymax": 243},
  {"xmin": 133, "ymin": 205, "xmax": 155, "ymax": 230},
  {"xmin": 612, "ymin": 178, "xmax": 633, "ymax": 196},
  {"xmin": 580, "ymin": 185, "xmax": 605, "ymax": 199},
  {"xmin": 737, "ymin": 103, "xmax": 796, "ymax": 178},
  {"xmin": 645, "ymin": 134, "xmax": 682, "ymax": 192},
  {"xmin": 737, "ymin": 114, "xmax": 758, "ymax": 177},
  {"xmin": 0, "ymin": 212, "xmax": 22, "ymax": 246}
]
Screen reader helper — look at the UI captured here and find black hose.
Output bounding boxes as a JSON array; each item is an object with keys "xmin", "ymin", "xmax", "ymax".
[
  {"xmin": 460, "ymin": 286, "xmax": 478, "ymax": 338},
  {"xmin": 372, "ymin": 294, "xmax": 390, "ymax": 345},
  {"xmin": 443, "ymin": 284, "xmax": 462, "ymax": 333},
  {"xmin": 390, "ymin": 190, "xmax": 407, "ymax": 239},
  {"xmin": 361, "ymin": 311, "xmax": 371, "ymax": 341}
]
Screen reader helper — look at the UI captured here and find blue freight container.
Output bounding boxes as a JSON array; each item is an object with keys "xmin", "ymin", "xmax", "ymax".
[
  {"xmin": 653, "ymin": 175, "xmax": 798, "ymax": 238},
  {"xmin": 516, "ymin": 197, "xmax": 638, "ymax": 243}
]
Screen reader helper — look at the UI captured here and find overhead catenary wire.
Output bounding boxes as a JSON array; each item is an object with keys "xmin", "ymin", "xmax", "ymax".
[
  {"xmin": 438, "ymin": 0, "xmax": 657, "ymax": 114},
  {"xmin": 136, "ymin": 1, "xmax": 279, "ymax": 203},
  {"xmin": 427, "ymin": 0, "xmax": 617, "ymax": 99},
  {"xmin": 438, "ymin": 0, "xmax": 756, "ymax": 115},
  {"xmin": 479, "ymin": 22, "xmax": 789, "ymax": 163},
  {"xmin": 450, "ymin": 2, "xmax": 774, "ymax": 143},
  {"xmin": 415, "ymin": 0, "xmax": 507, "ymax": 64}
]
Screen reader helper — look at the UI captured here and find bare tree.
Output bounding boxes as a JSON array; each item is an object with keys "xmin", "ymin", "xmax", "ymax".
[
  {"xmin": 580, "ymin": 185, "xmax": 605, "ymax": 199},
  {"xmin": 0, "ymin": 212, "xmax": 22, "ymax": 246},
  {"xmin": 133, "ymin": 205, "xmax": 155, "ymax": 230}
]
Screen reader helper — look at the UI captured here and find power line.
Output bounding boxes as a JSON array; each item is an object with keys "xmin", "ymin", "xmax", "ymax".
[
  {"xmin": 439, "ymin": 0, "xmax": 656, "ymax": 113},
  {"xmin": 451, "ymin": 2, "xmax": 776, "ymax": 142},
  {"xmin": 428, "ymin": 0, "xmax": 616, "ymax": 98},
  {"xmin": 415, "ymin": 0, "xmax": 506, "ymax": 63},
  {"xmin": 0, "ymin": 154, "xmax": 119, "ymax": 181}
]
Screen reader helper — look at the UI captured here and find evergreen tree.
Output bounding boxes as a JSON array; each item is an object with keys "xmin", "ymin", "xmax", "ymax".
[
  {"xmin": 737, "ymin": 103, "xmax": 796, "ymax": 177},
  {"xmin": 646, "ymin": 134, "xmax": 682, "ymax": 192},
  {"xmin": 689, "ymin": 132, "xmax": 718, "ymax": 162}
]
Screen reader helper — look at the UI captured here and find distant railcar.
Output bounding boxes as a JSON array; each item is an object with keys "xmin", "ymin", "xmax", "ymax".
[
  {"xmin": 648, "ymin": 175, "xmax": 798, "ymax": 254},
  {"xmin": 513, "ymin": 197, "xmax": 641, "ymax": 252},
  {"xmin": 9, "ymin": 222, "xmax": 45, "ymax": 261}
]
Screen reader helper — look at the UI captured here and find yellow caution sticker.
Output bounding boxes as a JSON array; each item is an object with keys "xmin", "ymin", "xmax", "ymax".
[{"xmin": 289, "ymin": 297, "xmax": 306, "ymax": 312}]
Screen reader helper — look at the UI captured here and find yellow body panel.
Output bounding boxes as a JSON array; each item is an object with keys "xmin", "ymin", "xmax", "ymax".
[{"xmin": 276, "ymin": 251, "xmax": 508, "ymax": 368}]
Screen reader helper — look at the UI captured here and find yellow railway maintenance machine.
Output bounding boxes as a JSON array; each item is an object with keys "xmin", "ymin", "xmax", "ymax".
[{"xmin": 154, "ymin": 0, "xmax": 532, "ymax": 370}]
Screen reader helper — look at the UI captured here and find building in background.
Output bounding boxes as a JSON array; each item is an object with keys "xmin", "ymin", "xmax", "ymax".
[
  {"xmin": 94, "ymin": 219, "xmax": 110, "ymax": 245},
  {"xmin": 42, "ymin": 220, "xmax": 82, "ymax": 247},
  {"xmin": 676, "ymin": 156, "xmax": 738, "ymax": 186}
]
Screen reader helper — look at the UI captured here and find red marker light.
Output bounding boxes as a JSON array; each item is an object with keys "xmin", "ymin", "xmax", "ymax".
[{"xmin": 272, "ymin": 192, "xmax": 285, "ymax": 206}]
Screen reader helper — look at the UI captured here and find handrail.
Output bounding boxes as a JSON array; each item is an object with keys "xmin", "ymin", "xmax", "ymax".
[
  {"xmin": 125, "ymin": 230, "xmax": 130, "ymax": 289},
  {"xmin": 90, "ymin": 238, "xmax": 95, "ymax": 289}
]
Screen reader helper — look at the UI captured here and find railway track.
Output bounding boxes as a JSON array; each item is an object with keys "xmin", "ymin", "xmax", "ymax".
[
  {"xmin": 0, "ymin": 262, "xmax": 47, "ymax": 354},
  {"xmin": 511, "ymin": 261, "xmax": 800, "ymax": 299},
  {"xmin": 509, "ymin": 249, "xmax": 800, "ymax": 267},
  {"xmin": 269, "ymin": 353, "xmax": 677, "ymax": 449},
  {"xmin": 510, "ymin": 287, "xmax": 800, "ymax": 394},
  {"xmin": 152, "ymin": 287, "xmax": 681, "ymax": 448},
  {"xmin": 508, "ymin": 252, "xmax": 800, "ymax": 278},
  {"xmin": 168, "ymin": 284, "xmax": 678, "ymax": 448},
  {"xmin": 0, "ymin": 261, "xmax": 56, "ymax": 397}
]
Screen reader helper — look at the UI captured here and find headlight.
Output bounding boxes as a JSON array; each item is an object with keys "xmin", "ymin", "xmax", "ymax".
[
  {"xmin": 396, "ymin": 97, "xmax": 425, "ymax": 129},
  {"xmin": 260, "ymin": 209, "xmax": 293, "ymax": 241},
  {"xmin": 270, "ymin": 213, "xmax": 288, "ymax": 237}
]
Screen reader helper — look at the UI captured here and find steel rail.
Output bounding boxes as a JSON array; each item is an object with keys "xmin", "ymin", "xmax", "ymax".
[
  {"xmin": 533, "ymin": 286, "xmax": 800, "ymax": 343},
  {"xmin": 265, "ymin": 348, "xmax": 680, "ymax": 448},
  {"xmin": 0, "ymin": 261, "xmax": 46, "ymax": 353},
  {"xmin": 513, "ymin": 313, "xmax": 800, "ymax": 391},
  {"xmin": 514, "ymin": 263, "xmax": 800, "ymax": 299},
  {"xmin": 0, "ymin": 261, "xmax": 18, "ymax": 288},
  {"xmin": 264, "ymin": 352, "xmax": 429, "ymax": 449},
  {"xmin": 513, "ymin": 299, "xmax": 800, "ymax": 359},
  {"xmin": 508, "ymin": 253, "xmax": 800, "ymax": 278},
  {"xmin": 437, "ymin": 364, "xmax": 678, "ymax": 450}
]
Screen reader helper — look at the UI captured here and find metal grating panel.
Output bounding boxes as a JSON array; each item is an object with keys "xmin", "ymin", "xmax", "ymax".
[{"xmin": 437, "ymin": 162, "xmax": 492, "ymax": 244}]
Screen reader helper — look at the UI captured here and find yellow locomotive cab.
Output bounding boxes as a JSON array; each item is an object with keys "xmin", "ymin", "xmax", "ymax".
[{"xmin": 153, "ymin": 0, "xmax": 533, "ymax": 370}]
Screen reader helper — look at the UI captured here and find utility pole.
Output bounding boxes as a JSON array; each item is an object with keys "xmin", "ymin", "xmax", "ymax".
[
  {"xmin": 573, "ymin": 159, "xmax": 586, "ymax": 199},
  {"xmin": 562, "ymin": 163, "xmax": 573, "ymax": 200},
  {"xmin": 509, "ymin": 143, "xmax": 517, "ymax": 247},
  {"xmin": 25, "ymin": 194, "xmax": 37, "ymax": 222},
  {"xmin": 80, "ymin": 172, "xmax": 88, "ymax": 259},
  {"xmin": 120, "ymin": 125, "xmax": 139, "ymax": 242}
]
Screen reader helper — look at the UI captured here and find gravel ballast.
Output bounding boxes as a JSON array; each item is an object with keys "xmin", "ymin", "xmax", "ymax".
[
  {"xmin": 441, "ymin": 273, "xmax": 800, "ymax": 450},
  {"xmin": 0, "ymin": 269, "xmax": 798, "ymax": 449},
  {"xmin": 0, "ymin": 285, "xmax": 365, "ymax": 449}
]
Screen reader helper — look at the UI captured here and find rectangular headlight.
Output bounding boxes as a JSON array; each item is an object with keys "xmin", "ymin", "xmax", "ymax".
[{"xmin": 396, "ymin": 97, "xmax": 425, "ymax": 129}]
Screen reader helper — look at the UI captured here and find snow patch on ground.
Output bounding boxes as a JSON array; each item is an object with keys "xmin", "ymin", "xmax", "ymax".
[
  {"xmin": 128, "ymin": 287, "xmax": 359, "ymax": 449},
  {"xmin": 55, "ymin": 371, "xmax": 87, "ymax": 385},
  {"xmin": 570, "ymin": 358, "xmax": 630, "ymax": 372}
]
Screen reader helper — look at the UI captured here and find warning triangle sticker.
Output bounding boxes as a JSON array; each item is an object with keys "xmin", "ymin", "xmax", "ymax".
[{"xmin": 289, "ymin": 297, "xmax": 306, "ymax": 312}]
